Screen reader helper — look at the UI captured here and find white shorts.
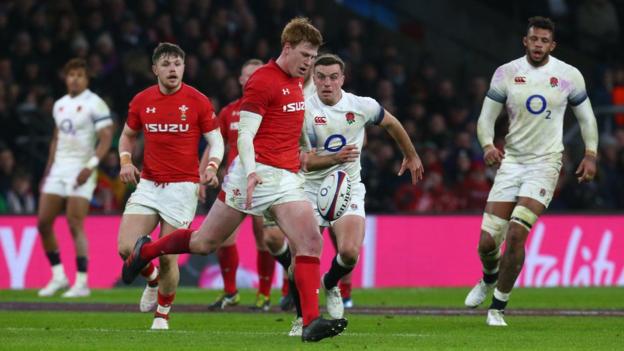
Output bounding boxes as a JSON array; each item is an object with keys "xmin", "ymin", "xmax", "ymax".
[
  {"xmin": 487, "ymin": 160, "xmax": 562, "ymax": 207},
  {"xmin": 42, "ymin": 163, "xmax": 97, "ymax": 200},
  {"xmin": 305, "ymin": 181, "xmax": 366, "ymax": 227},
  {"xmin": 123, "ymin": 178, "xmax": 199, "ymax": 229},
  {"xmin": 221, "ymin": 158, "xmax": 307, "ymax": 217}
]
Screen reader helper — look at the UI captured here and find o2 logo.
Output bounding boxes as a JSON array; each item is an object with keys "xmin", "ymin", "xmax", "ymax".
[
  {"xmin": 525, "ymin": 94, "xmax": 551, "ymax": 119},
  {"xmin": 59, "ymin": 119, "xmax": 76, "ymax": 134},
  {"xmin": 324, "ymin": 134, "xmax": 346, "ymax": 152}
]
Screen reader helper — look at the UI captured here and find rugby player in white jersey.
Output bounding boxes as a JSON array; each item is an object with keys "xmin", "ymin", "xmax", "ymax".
[
  {"xmin": 463, "ymin": 17, "xmax": 598, "ymax": 326},
  {"xmin": 37, "ymin": 58, "xmax": 113, "ymax": 298},
  {"xmin": 303, "ymin": 53, "xmax": 423, "ymax": 321}
]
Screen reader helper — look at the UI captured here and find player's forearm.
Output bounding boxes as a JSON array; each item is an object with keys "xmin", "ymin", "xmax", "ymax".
[
  {"xmin": 93, "ymin": 126, "xmax": 113, "ymax": 161},
  {"xmin": 571, "ymin": 99, "xmax": 599, "ymax": 155},
  {"xmin": 306, "ymin": 152, "xmax": 338, "ymax": 171},
  {"xmin": 381, "ymin": 112, "xmax": 418, "ymax": 158},
  {"xmin": 238, "ymin": 111, "xmax": 262, "ymax": 176},
  {"xmin": 119, "ymin": 124, "xmax": 139, "ymax": 166},
  {"xmin": 203, "ymin": 129, "xmax": 224, "ymax": 165},
  {"xmin": 477, "ymin": 97, "xmax": 504, "ymax": 149}
]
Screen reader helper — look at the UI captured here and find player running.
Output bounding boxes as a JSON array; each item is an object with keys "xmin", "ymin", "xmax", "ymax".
[
  {"xmin": 464, "ymin": 17, "xmax": 598, "ymax": 326},
  {"xmin": 117, "ymin": 42, "xmax": 224, "ymax": 330},
  {"xmin": 120, "ymin": 18, "xmax": 348, "ymax": 342},
  {"xmin": 38, "ymin": 58, "xmax": 113, "ymax": 298}
]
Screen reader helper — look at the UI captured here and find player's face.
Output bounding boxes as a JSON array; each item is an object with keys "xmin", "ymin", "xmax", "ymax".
[
  {"xmin": 153, "ymin": 54, "xmax": 185, "ymax": 91},
  {"xmin": 239, "ymin": 63, "xmax": 261, "ymax": 87},
  {"xmin": 65, "ymin": 68, "xmax": 88, "ymax": 96},
  {"xmin": 523, "ymin": 27, "xmax": 556, "ymax": 66},
  {"xmin": 313, "ymin": 64, "xmax": 345, "ymax": 105},
  {"xmin": 285, "ymin": 41, "xmax": 318, "ymax": 77}
]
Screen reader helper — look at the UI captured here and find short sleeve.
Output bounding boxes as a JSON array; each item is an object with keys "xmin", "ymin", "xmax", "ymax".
[
  {"xmin": 486, "ymin": 66, "xmax": 508, "ymax": 103},
  {"xmin": 358, "ymin": 96, "xmax": 384, "ymax": 126},
  {"xmin": 199, "ymin": 97, "xmax": 218, "ymax": 133},
  {"xmin": 568, "ymin": 67, "xmax": 588, "ymax": 106},
  {"xmin": 240, "ymin": 72, "xmax": 272, "ymax": 116},
  {"xmin": 126, "ymin": 95, "xmax": 142, "ymax": 131},
  {"xmin": 91, "ymin": 96, "xmax": 112, "ymax": 130}
]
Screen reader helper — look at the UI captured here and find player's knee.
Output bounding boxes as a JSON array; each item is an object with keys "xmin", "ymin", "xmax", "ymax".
[
  {"xmin": 338, "ymin": 247, "xmax": 360, "ymax": 265},
  {"xmin": 480, "ymin": 213, "xmax": 508, "ymax": 251},
  {"xmin": 509, "ymin": 205, "xmax": 538, "ymax": 232},
  {"xmin": 37, "ymin": 220, "xmax": 53, "ymax": 236},
  {"xmin": 66, "ymin": 216, "xmax": 84, "ymax": 235},
  {"xmin": 191, "ymin": 236, "xmax": 217, "ymax": 255},
  {"xmin": 506, "ymin": 224, "xmax": 528, "ymax": 251}
]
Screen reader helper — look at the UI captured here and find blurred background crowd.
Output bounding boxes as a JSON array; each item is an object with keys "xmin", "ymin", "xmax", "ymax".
[{"xmin": 1, "ymin": 0, "xmax": 623, "ymax": 215}]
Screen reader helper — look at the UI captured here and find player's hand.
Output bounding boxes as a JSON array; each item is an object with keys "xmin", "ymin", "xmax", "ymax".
[
  {"xmin": 201, "ymin": 167, "xmax": 219, "ymax": 188},
  {"xmin": 119, "ymin": 163, "xmax": 140, "ymax": 185},
  {"xmin": 398, "ymin": 154, "xmax": 424, "ymax": 185},
  {"xmin": 332, "ymin": 144, "xmax": 360, "ymax": 164},
  {"xmin": 483, "ymin": 145, "xmax": 504, "ymax": 166},
  {"xmin": 245, "ymin": 172, "xmax": 263, "ymax": 209},
  {"xmin": 74, "ymin": 168, "xmax": 93, "ymax": 188},
  {"xmin": 575, "ymin": 154, "xmax": 597, "ymax": 183}
]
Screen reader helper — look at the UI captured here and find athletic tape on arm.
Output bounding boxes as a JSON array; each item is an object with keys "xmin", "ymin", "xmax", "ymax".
[
  {"xmin": 203, "ymin": 129, "xmax": 224, "ymax": 162},
  {"xmin": 238, "ymin": 111, "xmax": 262, "ymax": 176}
]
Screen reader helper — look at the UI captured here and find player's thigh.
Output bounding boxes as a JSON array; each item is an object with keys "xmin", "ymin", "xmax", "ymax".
[
  {"xmin": 263, "ymin": 220, "xmax": 287, "ymax": 253},
  {"xmin": 222, "ymin": 224, "xmax": 241, "ymax": 246},
  {"xmin": 117, "ymin": 214, "xmax": 160, "ymax": 256},
  {"xmin": 251, "ymin": 215, "xmax": 266, "ymax": 249},
  {"xmin": 484, "ymin": 201, "xmax": 516, "ymax": 220},
  {"xmin": 272, "ymin": 200, "xmax": 322, "ymax": 256},
  {"xmin": 66, "ymin": 196, "xmax": 90, "ymax": 228},
  {"xmin": 192, "ymin": 199, "xmax": 246, "ymax": 252},
  {"xmin": 332, "ymin": 215, "xmax": 365, "ymax": 257},
  {"xmin": 516, "ymin": 197, "xmax": 546, "ymax": 216},
  {"xmin": 37, "ymin": 193, "xmax": 65, "ymax": 227}
]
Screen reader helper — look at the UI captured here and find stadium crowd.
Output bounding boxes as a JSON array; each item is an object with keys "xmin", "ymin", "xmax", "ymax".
[{"xmin": 0, "ymin": 0, "xmax": 623, "ymax": 214}]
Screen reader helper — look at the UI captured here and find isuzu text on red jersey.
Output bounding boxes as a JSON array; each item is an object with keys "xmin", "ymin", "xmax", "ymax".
[
  {"xmin": 240, "ymin": 60, "xmax": 305, "ymax": 173},
  {"xmin": 126, "ymin": 83, "xmax": 218, "ymax": 183}
]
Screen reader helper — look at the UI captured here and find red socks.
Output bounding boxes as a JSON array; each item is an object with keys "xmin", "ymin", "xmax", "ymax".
[
  {"xmin": 294, "ymin": 255, "xmax": 321, "ymax": 326},
  {"xmin": 257, "ymin": 249, "xmax": 275, "ymax": 297},
  {"xmin": 155, "ymin": 290, "xmax": 175, "ymax": 319},
  {"xmin": 281, "ymin": 275, "xmax": 290, "ymax": 296},
  {"xmin": 217, "ymin": 244, "xmax": 239, "ymax": 294},
  {"xmin": 140, "ymin": 229, "xmax": 193, "ymax": 261},
  {"xmin": 140, "ymin": 262, "xmax": 159, "ymax": 287},
  {"xmin": 339, "ymin": 281, "xmax": 352, "ymax": 299}
]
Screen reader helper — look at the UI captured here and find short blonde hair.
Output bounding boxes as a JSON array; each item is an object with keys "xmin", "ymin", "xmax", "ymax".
[{"xmin": 281, "ymin": 17, "xmax": 323, "ymax": 48}]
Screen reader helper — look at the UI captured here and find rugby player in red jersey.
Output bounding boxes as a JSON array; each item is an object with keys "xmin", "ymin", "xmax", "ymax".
[
  {"xmin": 121, "ymin": 18, "xmax": 347, "ymax": 342},
  {"xmin": 117, "ymin": 42, "xmax": 224, "ymax": 330},
  {"xmin": 208, "ymin": 59, "xmax": 285, "ymax": 312}
]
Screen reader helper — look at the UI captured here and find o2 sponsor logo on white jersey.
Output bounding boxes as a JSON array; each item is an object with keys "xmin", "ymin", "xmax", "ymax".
[
  {"xmin": 145, "ymin": 123, "xmax": 190, "ymax": 132},
  {"xmin": 282, "ymin": 101, "xmax": 305, "ymax": 112}
]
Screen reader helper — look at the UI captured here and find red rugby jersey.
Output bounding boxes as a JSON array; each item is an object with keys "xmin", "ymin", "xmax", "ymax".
[
  {"xmin": 239, "ymin": 60, "xmax": 304, "ymax": 173},
  {"xmin": 218, "ymin": 98, "xmax": 242, "ymax": 169},
  {"xmin": 126, "ymin": 83, "xmax": 218, "ymax": 183}
]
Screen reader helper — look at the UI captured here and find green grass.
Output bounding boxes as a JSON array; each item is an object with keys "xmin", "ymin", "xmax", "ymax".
[{"xmin": 1, "ymin": 288, "xmax": 623, "ymax": 350}]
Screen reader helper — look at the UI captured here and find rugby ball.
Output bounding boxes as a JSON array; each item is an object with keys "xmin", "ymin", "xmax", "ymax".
[{"xmin": 317, "ymin": 170, "xmax": 352, "ymax": 221}]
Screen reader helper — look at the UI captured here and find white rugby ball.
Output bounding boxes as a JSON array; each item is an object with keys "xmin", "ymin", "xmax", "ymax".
[{"xmin": 317, "ymin": 170, "xmax": 352, "ymax": 221}]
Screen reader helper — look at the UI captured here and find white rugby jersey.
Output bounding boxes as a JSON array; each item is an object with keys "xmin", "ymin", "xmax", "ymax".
[
  {"xmin": 304, "ymin": 90, "xmax": 384, "ymax": 183},
  {"xmin": 487, "ymin": 55, "xmax": 588, "ymax": 163},
  {"xmin": 52, "ymin": 89, "xmax": 112, "ymax": 165}
]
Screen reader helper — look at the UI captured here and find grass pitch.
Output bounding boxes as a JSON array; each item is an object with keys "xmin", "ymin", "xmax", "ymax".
[{"xmin": 1, "ymin": 288, "xmax": 623, "ymax": 350}]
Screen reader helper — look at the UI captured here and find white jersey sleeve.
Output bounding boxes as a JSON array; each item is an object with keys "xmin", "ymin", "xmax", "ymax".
[
  {"xmin": 486, "ymin": 66, "xmax": 509, "ymax": 104},
  {"xmin": 91, "ymin": 96, "xmax": 112, "ymax": 131},
  {"xmin": 358, "ymin": 96, "xmax": 384, "ymax": 126},
  {"xmin": 567, "ymin": 67, "xmax": 588, "ymax": 106}
]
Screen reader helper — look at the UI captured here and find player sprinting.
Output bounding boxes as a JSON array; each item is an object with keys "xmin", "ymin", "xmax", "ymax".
[
  {"xmin": 120, "ymin": 18, "xmax": 348, "ymax": 342},
  {"xmin": 37, "ymin": 58, "xmax": 113, "ymax": 298},
  {"xmin": 209, "ymin": 59, "xmax": 284, "ymax": 312},
  {"xmin": 464, "ymin": 17, "xmax": 598, "ymax": 326},
  {"xmin": 269, "ymin": 53, "xmax": 424, "ymax": 333},
  {"xmin": 116, "ymin": 42, "xmax": 224, "ymax": 330}
]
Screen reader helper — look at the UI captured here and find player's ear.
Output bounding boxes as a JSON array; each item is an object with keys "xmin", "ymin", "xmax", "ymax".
[
  {"xmin": 152, "ymin": 64, "xmax": 158, "ymax": 77},
  {"xmin": 522, "ymin": 36, "xmax": 528, "ymax": 48},
  {"xmin": 550, "ymin": 40, "xmax": 557, "ymax": 52}
]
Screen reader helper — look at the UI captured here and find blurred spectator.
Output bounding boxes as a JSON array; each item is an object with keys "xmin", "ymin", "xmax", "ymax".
[
  {"xmin": 0, "ymin": 146, "xmax": 15, "ymax": 195},
  {"xmin": 576, "ymin": 0, "xmax": 620, "ymax": 57},
  {"xmin": 6, "ymin": 169, "xmax": 36, "ymax": 214}
]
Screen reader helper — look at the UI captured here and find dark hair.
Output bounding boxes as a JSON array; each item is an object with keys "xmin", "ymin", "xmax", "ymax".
[
  {"xmin": 152, "ymin": 42, "xmax": 185, "ymax": 64},
  {"xmin": 281, "ymin": 17, "xmax": 323, "ymax": 48},
  {"xmin": 314, "ymin": 53, "xmax": 345, "ymax": 72},
  {"xmin": 527, "ymin": 16, "xmax": 555, "ymax": 37},
  {"xmin": 63, "ymin": 58, "xmax": 88, "ymax": 76},
  {"xmin": 241, "ymin": 58, "xmax": 263, "ymax": 71}
]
